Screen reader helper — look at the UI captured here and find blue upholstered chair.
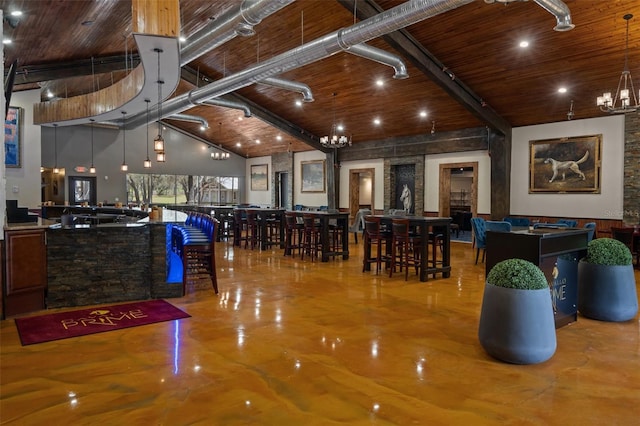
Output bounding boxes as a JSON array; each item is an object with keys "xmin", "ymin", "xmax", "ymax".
[
  {"xmin": 503, "ymin": 217, "xmax": 530, "ymax": 227},
  {"xmin": 486, "ymin": 220, "xmax": 513, "ymax": 233},
  {"xmin": 470, "ymin": 217, "xmax": 487, "ymax": 264},
  {"xmin": 556, "ymin": 219, "xmax": 578, "ymax": 227},
  {"xmin": 583, "ymin": 222, "xmax": 597, "ymax": 242}
]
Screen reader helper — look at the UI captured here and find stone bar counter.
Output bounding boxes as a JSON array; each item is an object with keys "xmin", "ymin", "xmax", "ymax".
[{"xmin": 3, "ymin": 216, "xmax": 184, "ymax": 317}]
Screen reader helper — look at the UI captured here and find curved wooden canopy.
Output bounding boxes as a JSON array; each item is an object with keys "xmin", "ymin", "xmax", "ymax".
[{"xmin": 33, "ymin": 0, "xmax": 180, "ymax": 127}]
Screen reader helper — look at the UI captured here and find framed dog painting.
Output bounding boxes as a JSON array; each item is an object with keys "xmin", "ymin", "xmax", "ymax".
[{"xmin": 529, "ymin": 135, "xmax": 602, "ymax": 193}]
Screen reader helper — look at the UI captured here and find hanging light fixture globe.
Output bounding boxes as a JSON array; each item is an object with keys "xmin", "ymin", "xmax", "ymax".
[
  {"xmin": 320, "ymin": 92, "xmax": 351, "ymax": 149},
  {"xmin": 596, "ymin": 14, "xmax": 639, "ymax": 113}
]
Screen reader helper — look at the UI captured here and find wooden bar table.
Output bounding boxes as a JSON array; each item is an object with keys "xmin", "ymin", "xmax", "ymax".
[
  {"xmin": 288, "ymin": 211, "xmax": 350, "ymax": 262},
  {"xmin": 234, "ymin": 208, "xmax": 285, "ymax": 250},
  {"xmin": 365, "ymin": 215, "xmax": 452, "ymax": 282}
]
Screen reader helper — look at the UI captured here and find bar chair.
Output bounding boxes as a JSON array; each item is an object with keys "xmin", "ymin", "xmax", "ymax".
[
  {"xmin": 245, "ymin": 210, "xmax": 260, "ymax": 249},
  {"xmin": 233, "ymin": 209, "xmax": 248, "ymax": 248},
  {"xmin": 284, "ymin": 212, "xmax": 303, "ymax": 257},
  {"xmin": 389, "ymin": 218, "xmax": 422, "ymax": 280},
  {"xmin": 301, "ymin": 213, "xmax": 322, "ymax": 261},
  {"xmin": 363, "ymin": 216, "xmax": 391, "ymax": 274}
]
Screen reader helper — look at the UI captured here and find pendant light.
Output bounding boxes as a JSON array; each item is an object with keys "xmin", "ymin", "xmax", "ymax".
[
  {"xmin": 153, "ymin": 47, "xmax": 166, "ymax": 162},
  {"xmin": 89, "ymin": 119, "xmax": 96, "ymax": 173},
  {"xmin": 120, "ymin": 111, "xmax": 128, "ymax": 172},
  {"xmin": 52, "ymin": 123, "xmax": 60, "ymax": 174},
  {"xmin": 143, "ymin": 99, "xmax": 152, "ymax": 168}
]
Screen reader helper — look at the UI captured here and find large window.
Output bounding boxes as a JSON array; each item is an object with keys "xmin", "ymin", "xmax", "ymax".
[{"xmin": 126, "ymin": 174, "xmax": 239, "ymax": 206}]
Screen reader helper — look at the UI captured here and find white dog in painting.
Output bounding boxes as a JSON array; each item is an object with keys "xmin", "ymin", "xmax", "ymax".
[{"xmin": 543, "ymin": 151, "xmax": 589, "ymax": 183}]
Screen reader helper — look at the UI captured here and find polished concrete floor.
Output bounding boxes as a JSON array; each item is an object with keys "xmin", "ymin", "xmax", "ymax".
[{"xmin": 1, "ymin": 238, "xmax": 639, "ymax": 425}]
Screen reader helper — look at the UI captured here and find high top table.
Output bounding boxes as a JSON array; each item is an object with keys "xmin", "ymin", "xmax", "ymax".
[
  {"xmin": 286, "ymin": 211, "xmax": 350, "ymax": 262},
  {"xmin": 365, "ymin": 215, "xmax": 452, "ymax": 282},
  {"xmin": 234, "ymin": 208, "xmax": 286, "ymax": 250}
]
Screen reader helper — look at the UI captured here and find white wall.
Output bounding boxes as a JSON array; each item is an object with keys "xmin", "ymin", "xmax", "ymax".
[
  {"xmin": 245, "ymin": 156, "xmax": 272, "ymax": 206},
  {"xmin": 511, "ymin": 115, "xmax": 624, "ymax": 219},
  {"xmin": 425, "ymin": 151, "xmax": 492, "ymax": 214},
  {"xmin": 295, "ymin": 150, "xmax": 328, "ymax": 207},
  {"xmin": 339, "ymin": 158, "xmax": 385, "ymax": 211},
  {"xmin": 5, "ymin": 89, "xmax": 42, "ymax": 209}
]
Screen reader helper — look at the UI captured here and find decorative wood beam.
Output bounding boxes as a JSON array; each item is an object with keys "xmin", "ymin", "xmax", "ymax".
[{"xmin": 338, "ymin": 0, "xmax": 512, "ymax": 136}]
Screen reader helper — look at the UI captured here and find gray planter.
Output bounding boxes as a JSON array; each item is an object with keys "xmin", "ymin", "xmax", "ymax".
[
  {"xmin": 577, "ymin": 260, "xmax": 638, "ymax": 322},
  {"xmin": 478, "ymin": 283, "xmax": 557, "ymax": 364}
]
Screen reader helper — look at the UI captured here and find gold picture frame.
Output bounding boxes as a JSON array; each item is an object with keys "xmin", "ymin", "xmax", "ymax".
[
  {"xmin": 250, "ymin": 164, "xmax": 268, "ymax": 191},
  {"xmin": 301, "ymin": 160, "xmax": 326, "ymax": 193},
  {"xmin": 529, "ymin": 134, "xmax": 601, "ymax": 193}
]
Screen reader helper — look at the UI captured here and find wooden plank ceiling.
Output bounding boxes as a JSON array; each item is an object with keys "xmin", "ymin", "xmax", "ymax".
[{"xmin": 2, "ymin": 0, "xmax": 639, "ymax": 158}]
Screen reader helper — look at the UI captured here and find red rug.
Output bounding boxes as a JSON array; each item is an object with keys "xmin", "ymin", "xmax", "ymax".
[{"xmin": 14, "ymin": 299, "xmax": 190, "ymax": 346}]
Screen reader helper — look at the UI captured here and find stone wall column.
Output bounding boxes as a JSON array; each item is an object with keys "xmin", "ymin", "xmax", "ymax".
[{"xmin": 624, "ymin": 112, "xmax": 640, "ymax": 224}]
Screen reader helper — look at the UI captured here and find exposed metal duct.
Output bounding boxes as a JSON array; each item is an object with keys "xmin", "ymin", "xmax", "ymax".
[
  {"xmin": 180, "ymin": 0, "xmax": 295, "ymax": 66},
  {"xmin": 533, "ymin": 0, "xmax": 574, "ymax": 31},
  {"xmin": 259, "ymin": 77, "xmax": 315, "ymax": 102},
  {"xmin": 126, "ymin": 0, "xmax": 474, "ymax": 129},
  {"xmin": 346, "ymin": 43, "xmax": 409, "ymax": 79},
  {"xmin": 197, "ymin": 98, "xmax": 252, "ymax": 117},
  {"xmin": 168, "ymin": 113, "xmax": 209, "ymax": 129}
]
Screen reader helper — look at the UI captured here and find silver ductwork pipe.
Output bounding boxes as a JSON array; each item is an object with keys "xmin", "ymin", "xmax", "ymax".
[
  {"xmin": 198, "ymin": 98, "xmax": 252, "ymax": 117},
  {"xmin": 346, "ymin": 43, "xmax": 409, "ymax": 79},
  {"xmin": 533, "ymin": 0, "xmax": 574, "ymax": 31},
  {"xmin": 259, "ymin": 77, "xmax": 314, "ymax": 102},
  {"xmin": 126, "ymin": 0, "xmax": 473, "ymax": 129},
  {"xmin": 168, "ymin": 113, "xmax": 209, "ymax": 128},
  {"xmin": 180, "ymin": 0, "xmax": 295, "ymax": 66}
]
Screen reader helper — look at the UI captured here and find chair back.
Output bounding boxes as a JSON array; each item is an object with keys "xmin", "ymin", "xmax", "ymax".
[
  {"xmin": 302, "ymin": 213, "xmax": 319, "ymax": 231},
  {"xmin": 611, "ymin": 227, "xmax": 634, "ymax": 249},
  {"xmin": 391, "ymin": 218, "xmax": 410, "ymax": 239},
  {"xmin": 349, "ymin": 209, "xmax": 371, "ymax": 233},
  {"xmin": 470, "ymin": 217, "xmax": 487, "ymax": 248},
  {"xmin": 285, "ymin": 212, "xmax": 298, "ymax": 229},
  {"xmin": 364, "ymin": 216, "xmax": 382, "ymax": 239},
  {"xmin": 503, "ymin": 216, "xmax": 530, "ymax": 227},
  {"xmin": 486, "ymin": 220, "xmax": 512, "ymax": 233},
  {"xmin": 583, "ymin": 222, "xmax": 596, "ymax": 242},
  {"xmin": 556, "ymin": 219, "xmax": 578, "ymax": 227}
]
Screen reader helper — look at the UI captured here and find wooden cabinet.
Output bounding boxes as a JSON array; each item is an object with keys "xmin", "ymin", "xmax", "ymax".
[{"xmin": 3, "ymin": 229, "xmax": 47, "ymax": 318}]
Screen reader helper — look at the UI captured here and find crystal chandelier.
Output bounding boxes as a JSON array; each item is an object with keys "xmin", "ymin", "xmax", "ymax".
[
  {"xmin": 320, "ymin": 92, "xmax": 351, "ymax": 149},
  {"xmin": 596, "ymin": 14, "xmax": 639, "ymax": 114}
]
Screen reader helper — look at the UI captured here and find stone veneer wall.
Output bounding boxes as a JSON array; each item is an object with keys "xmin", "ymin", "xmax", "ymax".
[
  {"xmin": 271, "ymin": 151, "xmax": 294, "ymax": 210},
  {"xmin": 384, "ymin": 156, "xmax": 425, "ymax": 214},
  {"xmin": 624, "ymin": 112, "xmax": 640, "ymax": 224}
]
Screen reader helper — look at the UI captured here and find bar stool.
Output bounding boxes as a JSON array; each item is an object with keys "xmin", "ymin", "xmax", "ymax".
[
  {"xmin": 389, "ymin": 218, "xmax": 422, "ymax": 280},
  {"xmin": 245, "ymin": 210, "xmax": 260, "ymax": 249},
  {"xmin": 428, "ymin": 225, "xmax": 445, "ymax": 277},
  {"xmin": 301, "ymin": 213, "xmax": 322, "ymax": 261},
  {"xmin": 233, "ymin": 209, "xmax": 248, "ymax": 248},
  {"xmin": 284, "ymin": 212, "xmax": 303, "ymax": 257},
  {"xmin": 362, "ymin": 216, "xmax": 391, "ymax": 274},
  {"xmin": 265, "ymin": 211, "xmax": 282, "ymax": 248}
]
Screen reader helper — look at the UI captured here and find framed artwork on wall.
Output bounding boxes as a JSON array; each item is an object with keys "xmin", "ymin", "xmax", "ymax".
[
  {"xmin": 5, "ymin": 106, "xmax": 22, "ymax": 168},
  {"xmin": 301, "ymin": 160, "xmax": 326, "ymax": 193},
  {"xmin": 529, "ymin": 134, "xmax": 602, "ymax": 193},
  {"xmin": 251, "ymin": 164, "xmax": 268, "ymax": 191}
]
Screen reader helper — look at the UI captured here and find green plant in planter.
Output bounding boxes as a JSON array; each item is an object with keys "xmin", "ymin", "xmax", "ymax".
[
  {"xmin": 486, "ymin": 258, "xmax": 548, "ymax": 290},
  {"xmin": 584, "ymin": 238, "xmax": 632, "ymax": 265},
  {"xmin": 479, "ymin": 258, "xmax": 556, "ymax": 364},
  {"xmin": 578, "ymin": 237, "xmax": 637, "ymax": 322}
]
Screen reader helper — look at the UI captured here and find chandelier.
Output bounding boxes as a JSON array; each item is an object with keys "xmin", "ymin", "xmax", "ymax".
[
  {"xmin": 320, "ymin": 92, "xmax": 351, "ymax": 149},
  {"xmin": 596, "ymin": 14, "xmax": 639, "ymax": 113},
  {"xmin": 211, "ymin": 150, "xmax": 230, "ymax": 160}
]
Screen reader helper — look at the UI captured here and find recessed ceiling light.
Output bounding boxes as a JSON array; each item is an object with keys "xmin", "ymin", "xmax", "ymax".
[
  {"xmin": 255, "ymin": 139, "xmax": 260, "ymax": 144},
  {"xmin": 236, "ymin": 142, "xmax": 242, "ymax": 147},
  {"xmin": 376, "ymin": 79, "xmax": 384, "ymax": 87},
  {"xmin": 3, "ymin": 39, "xmax": 12, "ymax": 45},
  {"xmin": 373, "ymin": 118, "xmax": 381, "ymax": 125},
  {"xmin": 558, "ymin": 87, "xmax": 568, "ymax": 94},
  {"xmin": 295, "ymin": 100, "xmax": 302, "ymax": 107},
  {"xmin": 179, "ymin": 36, "xmax": 186, "ymax": 43},
  {"xmin": 519, "ymin": 40, "xmax": 529, "ymax": 48},
  {"xmin": 276, "ymin": 135, "xmax": 282, "ymax": 141},
  {"xmin": 419, "ymin": 110, "xmax": 427, "ymax": 118},
  {"xmin": 47, "ymin": 91, "xmax": 54, "ymax": 98},
  {"xmin": 200, "ymin": 125, "xmax": 206, "ymax": 131},
  {"xmin": 336, "ymin": 124, "xmax": 344, "ymax": 132},
  {"xmin": 237, "ymin": 117, "xmax": 243, "ymax": 121},
  {"xmin": 10, "ymin": 10, "xmax": 22, "ymax": 17}
]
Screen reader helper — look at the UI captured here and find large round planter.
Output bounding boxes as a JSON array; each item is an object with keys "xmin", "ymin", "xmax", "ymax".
[
  {"xmin": 577, "ymin": 260, "xmax": 638, "ymax": 322},
  {"xmin": 478, "ymin": 283, "xmax": 557, "ymax": 364}
]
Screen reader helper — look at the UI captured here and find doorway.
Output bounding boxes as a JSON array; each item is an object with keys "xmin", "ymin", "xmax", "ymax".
[
  {"xmin": 438, "ymin": 162, "xmax": 478, "ymax": 218},
  {"xmin": 68, "ymin": 176, "xmax": 97, "ymax": 206},
  {"xmin": 276, "ymin": 172, "xmax": 290, "ymax": 209},
  {"xmin": 349, "ymin": 168, "xmax": 375, "ymax": 222}
]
